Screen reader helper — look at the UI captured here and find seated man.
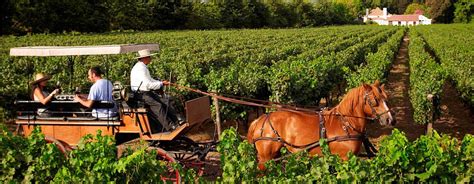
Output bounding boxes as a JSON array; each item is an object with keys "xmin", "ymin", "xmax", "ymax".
[
  {"xmin": 131, "ymin": 49, "xmax": 184, "ymax": 132},
  {"xmin": 74, "ymin": 66, "xmax": 117, "ymax": 118}
]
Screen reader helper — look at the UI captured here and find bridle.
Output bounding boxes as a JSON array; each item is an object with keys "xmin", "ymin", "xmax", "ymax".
[
  {"xmin": 330, "ymin": 90, "xmax": 393, "ymax": 137},
  {"xmin": 328, "ymin": 90, "xmax": 393, "ymax": 122},
  {"xmin": 363, "ymin": 90, "xmax": 393, "ymax": 124}
]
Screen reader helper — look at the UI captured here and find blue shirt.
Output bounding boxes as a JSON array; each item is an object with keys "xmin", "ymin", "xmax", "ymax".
[{"xmin": 88, "ymin": 79, "xmax": 117, "ymax": 118}]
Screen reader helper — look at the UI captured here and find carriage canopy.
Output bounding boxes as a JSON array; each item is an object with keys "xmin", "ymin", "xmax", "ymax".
[{"xmin": 10, "ymin": 44, "xmax": 159, "ymax": 56}]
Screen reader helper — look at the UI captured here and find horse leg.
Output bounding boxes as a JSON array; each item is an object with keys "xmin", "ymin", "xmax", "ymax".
[{"xmin": 255, "ymin": 140, "xmax": 283, "ymax": 170}]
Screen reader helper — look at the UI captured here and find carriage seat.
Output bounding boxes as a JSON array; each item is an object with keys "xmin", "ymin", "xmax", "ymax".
[
  {"xmin": 15, "ymin": 100, "xmax": 116, "ymax": 109},
  {"xmin": 124, "ymin": 93, "xmax": 145, "ymax": 109},
  {"xmin": 120, "ymin": 100, "xmax": 147, "ymax": 114},
  {"xmin": 17, "ymin": 115, "xmax": 119, "ymax": 121},
  {"xmin": 15, "ymin": 100, "xmax": 118, "ymax": 120},
  {"xmin": 113, "ymin": 86, "xmax": 145, "ymax": 109}
]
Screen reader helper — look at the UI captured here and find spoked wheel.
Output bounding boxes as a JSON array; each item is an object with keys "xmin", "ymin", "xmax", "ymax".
[
  {"xmin": 148, "ymin": 147, "xmax": 181, "ymax": 183},
  {"xmin": 161, "ymin": 136, "xmax": 206, "ymax": 176},
  {"xmin": 173, "ymin": 151, "xmax": 205, "ymax": 177},
  {"xmin": 44, "ymin": 136, "xmax": 71, "ymax": 158}
]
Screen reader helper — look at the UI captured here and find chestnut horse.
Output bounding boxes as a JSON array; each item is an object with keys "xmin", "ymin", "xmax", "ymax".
[{"xmin": 247, "ymin": 81, "xmax": 395, "ymax": 170}]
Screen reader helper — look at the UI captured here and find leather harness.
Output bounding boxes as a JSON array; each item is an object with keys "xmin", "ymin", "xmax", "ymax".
[
  {"xmin": 252, "ymin": 91, "xmax": 388, "ymax": 158},
  {"xmin": 253, "ymin": 112, "xmax": 377, "ymax": 158}
]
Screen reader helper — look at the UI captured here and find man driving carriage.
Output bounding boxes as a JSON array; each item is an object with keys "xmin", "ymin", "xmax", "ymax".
[{"xmin": 131, "ymin": 49, "xmax": 184, "ymax": 132}]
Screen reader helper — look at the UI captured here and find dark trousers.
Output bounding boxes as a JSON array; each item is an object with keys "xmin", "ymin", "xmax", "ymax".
[{"xmin": 139, "ymin": 91, "xmax": 178, "ymax": 132}]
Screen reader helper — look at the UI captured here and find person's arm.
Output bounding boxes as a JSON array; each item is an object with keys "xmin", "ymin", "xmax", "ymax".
[
  {"xmin": 135, "ymin": 64, "xmax": 162, "ymax": 90},
  {"xmin": 74, "ymin": 95, "xmax": 94, "ymax": 108},
  {"xmin": 34, "ymin": 88, "xmax": 59, "ymax": 105}
]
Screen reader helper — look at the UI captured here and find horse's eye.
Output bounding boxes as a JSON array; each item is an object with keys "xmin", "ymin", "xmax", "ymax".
[
  {"xmin": 373, "ymin": 99, "xmax": 379, "ymax": 106},
  {"xmin": 370, "ymin": 98, "xmax": 378, "ymax": 106}
]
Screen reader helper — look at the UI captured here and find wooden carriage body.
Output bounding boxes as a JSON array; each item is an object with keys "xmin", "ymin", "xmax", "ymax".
[
  {"xmin": 10, "ymin": 44, "xmax": 215, "ymax": 182},
  {"xmin": 11, "ymin": 44, "xmax": 212, "ymax": 146},
  {"xmin": 16, "ymin": 96, "xmax": 211, "ymax": 146}
]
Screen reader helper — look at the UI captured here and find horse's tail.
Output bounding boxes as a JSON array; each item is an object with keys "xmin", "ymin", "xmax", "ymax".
[{"xmin": 247, "ymin": 115, "xmax": 265, "ymax": 144}]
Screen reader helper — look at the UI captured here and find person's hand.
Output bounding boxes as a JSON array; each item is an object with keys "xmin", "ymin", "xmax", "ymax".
[
  {"xmin": 162, "ymin": 80, "xmax": 170, "ymax": 85},
  {"xmin": 51, "ymin": 89, "xmax": 60, "ymax": 96},
  {"xmin": 73, "ymin": 94, "xmax": 82, "ymax": 102}
]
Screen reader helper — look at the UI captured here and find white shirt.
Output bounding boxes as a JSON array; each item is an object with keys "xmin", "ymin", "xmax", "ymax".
[{"xmin": 130, "ymin": 61, "xmax": 162, "ymax": 91}]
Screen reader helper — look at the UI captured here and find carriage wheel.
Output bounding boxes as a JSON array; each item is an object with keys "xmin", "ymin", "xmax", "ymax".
[
  {"xmin": 169, "ymin": 136, "xmax": 205, "ymax": 176},
  {"xmin": 44, "ymin": 136, "xmax": 70, "ymax": 158},
  {"xmin": 147, "ymin": 147, "xmax": 181, "ymax": 183}
]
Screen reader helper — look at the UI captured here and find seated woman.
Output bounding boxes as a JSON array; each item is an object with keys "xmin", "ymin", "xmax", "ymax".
[{"xmin": 30, "ymin": 73, "xmax": 60, "ymax": 117}]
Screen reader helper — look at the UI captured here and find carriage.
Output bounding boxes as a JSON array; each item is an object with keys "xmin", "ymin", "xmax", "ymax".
[{"xmin": 10, "ymin": 44, "xmax": 217, "ymax": 182}]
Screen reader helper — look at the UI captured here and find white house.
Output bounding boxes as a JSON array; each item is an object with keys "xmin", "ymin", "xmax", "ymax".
[{"xmin": 363, "ymin": 7, "xmax": 431, "ymax": 26}]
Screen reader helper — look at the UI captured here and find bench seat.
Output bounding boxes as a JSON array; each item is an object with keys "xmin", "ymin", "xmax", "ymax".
[{"xmin": 16, "ymin": 119, "xmax": 121, "ymax": 126}]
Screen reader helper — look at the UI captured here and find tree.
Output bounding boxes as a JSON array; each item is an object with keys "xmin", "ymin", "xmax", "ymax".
[
  {"xmin": 425, "ymin": 0, "xmax": 455, "ymax": 23},
  {"xmin": 265, "ymin": 1, "xmax": 295, "ymax": 28},
  {"xmin": 294, "ymin": 1, "xmax": 318, "ymax": 27},
  {"xmin": 453, "ymin": 0, "xmax": 474, "ymax": 23},
  {"xmin": 186, "ymin": 2, "xmax": 222, "ymax": 29},
  {"xmin": 0, "ymin": 0, "xmax": 15, "ymax": 34},
  {"xmin": 405, "ymin": 3, "xmax": 430, "ymax": 18},
  {"xmin": 106, "ymin": 0, "xmax": 149, "ymax": 31},
  {"xmin": 149, "ymin": 1, "xmax": 191, "ymax": 30},
  {"xmin": 351, "ymin": 0, "xmax": 366, "ymax": 18},
  {"xmin": 243, "ymin": 0, "xmax": 269, "ymax": 28}
]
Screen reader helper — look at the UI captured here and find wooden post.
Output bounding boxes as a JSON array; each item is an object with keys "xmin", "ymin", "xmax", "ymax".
[
  {"xmin": 426, "ymin": 94, "xmax": 434, "ymax": 135},
  {"xmin": 426, "ymin": 123, "xmax": 433, "ymax": 136},
  {"xmin": 213, "ymin": 96, "xmax": 222, "ymax": 139}
]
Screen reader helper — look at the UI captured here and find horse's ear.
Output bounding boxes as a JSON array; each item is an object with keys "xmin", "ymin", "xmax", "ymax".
[
  {"xmin": 363, "ymin": 83, "xmax": 372, "ymax": 91},
  {"xmin": 381, "ymin": 83, "xmax": 385, "ymax": 90},
  {"xmin": 374, "ymin": 80, "xmax": 380, "ymax": 87}
]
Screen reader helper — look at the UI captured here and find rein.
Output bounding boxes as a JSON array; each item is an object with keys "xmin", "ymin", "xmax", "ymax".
[
  {"xmin": 169, "ymin": 82, "xmax": 381, "ymax": 157},
  {"xmin": 169, "ymin": 82, "xmax": 387, "ymax": 121},
  {"xmin": 169, "ymin": 82, "xmax": 319, "ymax": 113}
]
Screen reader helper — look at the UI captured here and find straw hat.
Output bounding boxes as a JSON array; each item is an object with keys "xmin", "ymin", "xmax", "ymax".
[
  {"xmin": 135, "ymin": 49, "xmax": 157, "ymax": 59},
  {"xmin": 30, "ymin": 73, "xmax": 51, "ymax": 85}
]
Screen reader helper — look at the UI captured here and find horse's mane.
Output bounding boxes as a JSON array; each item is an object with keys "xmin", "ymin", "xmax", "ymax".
[
  {"xmin": 326, "ymin": 83, "xmax": 384, "ymax": 120},
  {"xmin": 330, "ymin": 85, "xmax": 365, "ymax": 115}
]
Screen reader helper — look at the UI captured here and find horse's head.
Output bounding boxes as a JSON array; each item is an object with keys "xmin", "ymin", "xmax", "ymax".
[{"xmin": 362, "ymin": 80, "xmax": 396, "ymax": 126}]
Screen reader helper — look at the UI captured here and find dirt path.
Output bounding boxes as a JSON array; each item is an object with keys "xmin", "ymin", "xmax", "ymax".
[
  {"xmin": 367, "ymin": 35, "xmax": 425, "ymax": 144},
  {"xmin": 434, "ymin": 81, "xmax": 474, "ymax": 139},
  {"xmin": 367, "ymin": 34, "xmax": 474, "ymax": 145}
]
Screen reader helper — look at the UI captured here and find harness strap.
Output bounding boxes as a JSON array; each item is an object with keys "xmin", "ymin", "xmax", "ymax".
[
  {"xmin": 362, "ymin": 135, "xmax": 378, "ymax": 158},
  {"xmin": 319, "ymin": 112, "xmax": 326, "ymax": 139},
  {"xmin": 254, "ymin": 133, "xmax": 364, "ymax": 150},
  {"xmin": 265, "ymin": 134, "xmax": 368, "ymax": 162},
  {"xmin": 256, "ymin": 113, "xmax": 284, "ymax": 143},
  {"xmin": 252, "ymin": 110, "xmax": 378, "ymax": 157},
  {"xmin": 259, "ymin": 113, "xmax": 271, "ymax": 137},
  {"xmin": 335, "ymin": 110, "xmax": 365, "ymax": 136},
  {"xmin": 268, "ymin": 117, "xmax": 282, "ymax": 138}
]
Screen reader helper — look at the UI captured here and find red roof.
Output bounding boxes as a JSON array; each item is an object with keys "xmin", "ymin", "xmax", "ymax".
[
  {"xmin": 387, "ymin": 15, "xmax": 419, "ymax": 21},
  {"xmin": 369, "ymin": 8, "xmax": 383, "ymax": 16},
  {"xmin": 370, "ymin": 17, "xmax": 385, "ymax": 20},
  {"xmin": 414, "ymin": 9, "xmax": 424, "ymax": 15}
]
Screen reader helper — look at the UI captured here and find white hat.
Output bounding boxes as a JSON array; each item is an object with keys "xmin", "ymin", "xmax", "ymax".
[{"xmin": 135, "ymin": 49, "xmax": 157, "ymax": 59}]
